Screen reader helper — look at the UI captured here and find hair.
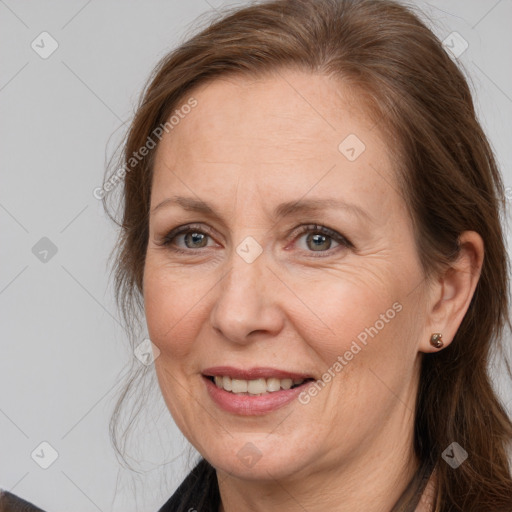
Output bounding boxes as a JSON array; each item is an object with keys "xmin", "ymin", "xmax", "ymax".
[{"xmin": 103, "ymin": 0, "xmax": 512, "ymax": 510}]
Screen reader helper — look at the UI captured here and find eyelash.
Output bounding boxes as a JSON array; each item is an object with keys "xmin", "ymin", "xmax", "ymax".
[{"xmin": 157, "ymin": 223, "xmax": 353, "ymax": 257}]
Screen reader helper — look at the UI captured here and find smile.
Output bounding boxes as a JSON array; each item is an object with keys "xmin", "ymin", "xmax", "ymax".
[{"xmin": 207, "ymin": 375, "xmax": 312, "ymax": 395}]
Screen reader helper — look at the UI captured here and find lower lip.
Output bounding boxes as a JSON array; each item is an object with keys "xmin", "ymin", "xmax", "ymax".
[{"xmin": 203, "ymin": 376, "xmax": 312, "ymax": 416}]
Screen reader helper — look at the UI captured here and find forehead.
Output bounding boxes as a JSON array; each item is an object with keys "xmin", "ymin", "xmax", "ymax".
[{"xmin": 151, "ymin": 70, "xmax": 403, "ymax": 224}]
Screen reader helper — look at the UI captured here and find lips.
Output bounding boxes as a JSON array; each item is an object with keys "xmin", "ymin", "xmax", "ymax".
[{"xmin": 202, "ymin": 366, "xmax": 314, "ymax": 380}]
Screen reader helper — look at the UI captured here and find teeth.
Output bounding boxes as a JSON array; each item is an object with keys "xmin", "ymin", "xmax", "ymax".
[
  {"xmin": 247, "ymin": 378, "xmax": 267, "ymax": 394},
  {"xmin": 231, "ymin": 379, "xmax": 248, "ymax": 393},
  {"xmin": 267, "ymin": 378, "xmax": 281, "ymax": 392},
  {"xmin": 211, "ymin": 376, "xmax": 307, "ymax": 395},
  {"xmin": 222, "ymin": 375, "xmax": 232, "ymax": 391}
]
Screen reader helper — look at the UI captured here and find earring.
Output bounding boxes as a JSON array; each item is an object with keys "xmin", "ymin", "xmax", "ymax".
[{"xmin": 430, "ymin": 333, "xmax": 444, "ymax": 349}]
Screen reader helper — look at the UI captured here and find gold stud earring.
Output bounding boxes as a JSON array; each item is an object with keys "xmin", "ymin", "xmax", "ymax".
[{"xmin": 430, "ymin": 333, "xmax": 444, "ymax": 349}]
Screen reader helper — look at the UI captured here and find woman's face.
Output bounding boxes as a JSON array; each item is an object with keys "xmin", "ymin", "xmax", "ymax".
[{"xmin": 144, "ymin": 70, "xmax": 432, "ymax": 481}]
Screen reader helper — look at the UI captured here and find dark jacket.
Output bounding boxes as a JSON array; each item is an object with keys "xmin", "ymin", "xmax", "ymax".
[{"xmin": 157, "ymin": 458, "xmax": 220, "ymax": 512}]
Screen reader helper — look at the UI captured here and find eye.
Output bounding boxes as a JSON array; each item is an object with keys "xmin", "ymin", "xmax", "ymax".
[
  {"xmin": 158, "ymin": 223, "xmax": 217, "ymax": 253},
  {"xmin": 156, "ymin": 222, "xmax": 353, "ymax": 257},
  {"xmin": 292, "ymin": 224, "xmax": 353, "ymax": 256}
]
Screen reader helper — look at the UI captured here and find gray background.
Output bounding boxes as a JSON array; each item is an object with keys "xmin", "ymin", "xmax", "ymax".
[{"xmin": 1, "ymin": 1, "xmax": 511, "ymax": 511}]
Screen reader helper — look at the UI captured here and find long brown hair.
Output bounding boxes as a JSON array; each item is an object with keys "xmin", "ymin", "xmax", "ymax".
[{"xmin": 104, "ymin": 1, "xmax": 512, "ymax": 510}]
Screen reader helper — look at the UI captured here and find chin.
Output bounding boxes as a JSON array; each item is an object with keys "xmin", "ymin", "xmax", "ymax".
[{"xmin": 203, "ymin": 435, "xmax": 313, "ymax": 481}]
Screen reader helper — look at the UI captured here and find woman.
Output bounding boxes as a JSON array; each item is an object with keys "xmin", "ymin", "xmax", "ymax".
[{"xmin": 107, "ymin": 0, "xmax": 510, "ymax": 511}]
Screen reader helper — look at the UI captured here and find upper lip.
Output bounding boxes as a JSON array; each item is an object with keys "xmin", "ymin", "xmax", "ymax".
[{"xmin": 202, "ymin": 366, "xmax": 314, "ymax": 380}]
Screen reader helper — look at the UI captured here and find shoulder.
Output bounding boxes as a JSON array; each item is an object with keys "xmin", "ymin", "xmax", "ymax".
[
  {"xmin": 157, "ymin": 457, "xmax": 220, "ymax": 512},
  {"xmin": 0, "ymin": 489, "xmax": 47, "ymax": 511}
]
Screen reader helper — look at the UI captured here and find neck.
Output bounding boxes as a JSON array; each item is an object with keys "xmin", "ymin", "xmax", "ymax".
[{"xmin": 414, "ymin": 468, "xmax": 437, "ymax": 512}]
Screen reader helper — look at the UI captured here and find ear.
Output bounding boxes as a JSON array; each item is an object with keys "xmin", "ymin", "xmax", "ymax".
[{"xmin": 419, "ymin": 231, "xmax": 484, "ymax": 353}]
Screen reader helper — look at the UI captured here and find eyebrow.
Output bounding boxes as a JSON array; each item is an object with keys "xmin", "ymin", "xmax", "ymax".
[{"xmin": 151, "ymin": 195, "xmax": 371, "ymax": 222}]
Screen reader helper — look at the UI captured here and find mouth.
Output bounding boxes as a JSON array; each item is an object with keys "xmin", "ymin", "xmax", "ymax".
[
  {"xmin": 203, "ymin": 374, "xmax": 315, "ymax": 396},
  {"xmin": 201, "ymin": 367, "xmax": 317, "ymax": 415}
]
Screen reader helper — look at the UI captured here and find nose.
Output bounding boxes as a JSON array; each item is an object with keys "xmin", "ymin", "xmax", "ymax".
[{"xmin": 209, "ymin": 245, "xmax": 285, "ymax": 345}]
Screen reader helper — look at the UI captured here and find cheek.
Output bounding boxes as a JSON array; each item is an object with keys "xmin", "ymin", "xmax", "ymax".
[
  {"xmin": 289, "ymin": 274, "xmax": 419, "ymax": 432},
  {"xmin": 287, "ymin": 266, "xmax": 404, "ymax": 366},
  {"xmin": 142, "ymin": 258, "xmax": 211, "ymax": 359}
]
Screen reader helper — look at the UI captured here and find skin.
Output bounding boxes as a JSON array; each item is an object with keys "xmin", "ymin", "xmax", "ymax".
[{"xmin": 143, "ymin": 69, "xmax": 484, "ymax": 512}]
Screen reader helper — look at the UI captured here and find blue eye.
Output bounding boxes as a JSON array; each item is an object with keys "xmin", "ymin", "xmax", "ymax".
[
  {"xmin": 158, "ymin": 223, "xmax": 353, "ymax": 256},
  {"xmin": 293, "ymin": 224, "xmax": 352, "ymax": 255},
  {"xmin": 177, "ymin": 231, "xmax": 209, "ymax": 248},
  {"xmin": 160, "ymin": 224, "xmax": 216, "ymax": 252}
]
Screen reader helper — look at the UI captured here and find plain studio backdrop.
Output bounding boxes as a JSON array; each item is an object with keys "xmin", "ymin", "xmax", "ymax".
[{"xmin": 1, "ymin": 0, "xmax": 511, "ymax": 510}]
